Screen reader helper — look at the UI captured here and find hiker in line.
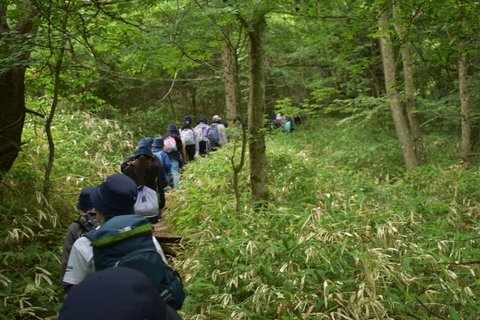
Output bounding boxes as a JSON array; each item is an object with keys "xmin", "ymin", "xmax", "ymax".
[
  {"xmin": 163, "ymin": 124, "xmax": 184, "ymax": 189},
  {"xmin": 58, "ymin": 267, "xmax": 182, "ymax": 320},
  {"xmin": 194, "ymin": 116, "xmax": 211, "ymax": 156},
  {"xmin": 180, "ymin": 116, "xmax": 199, "ymax": 162},
  {"xmin": 276, "ymin": 114, "xmax": 293, "ymax": 132},
  {"xmin": 145, "ymin": 136, "xmax": 154, "ymax": 146},
  {"xmin": 151, "ymin": 137, "xmax": 171, "ymax": 189},
  {"xmin": 209, "ymin": 115, "xmax": 228, "ymax": 149},
  {"xmin": 120, "ymin": 137, "xmax": 153, "ymax": 174},
  {"xmin": 62, "ymin": 174, "xmax": 169, "ymax": 293},
  {"xmin": 121, "ymin": 146, "xmax": 167, "ymax": 223},
  {"xmin": 120, "ymin": 138, "xmax": 152, "ymax": 173},
  {"xmin": 60, "ymin": 187, "xmax": 99, "ymax": 291},
  {"xmin": 276, "ymin": 113, "xmax": 287, "ymax": 126}
]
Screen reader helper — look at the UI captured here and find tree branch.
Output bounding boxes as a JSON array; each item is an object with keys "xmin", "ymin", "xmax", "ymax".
[
  {"xmin": 415, "ymin": 297, "xmax": 449, "ymax": 320},
  {"xmin": 25, "ymin": 108, "xmax": 46, "ymax": 118}
]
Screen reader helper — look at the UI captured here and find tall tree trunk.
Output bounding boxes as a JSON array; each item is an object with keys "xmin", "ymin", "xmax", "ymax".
[
  {"xmin": 458, "ymin": 8, "xmax": 470, "ymax": 161},
  {"xmin": 191, "ymin": 87, "xmax": 197, "ymax": 117},
  {"xmin": 378, "ymin": 5, "xmax": 418, "ymax": 170},
  {"xmin": 393, "ymin": 6, "xmax": 427, "ymax": 165},
  {"xmin": 222, "ymin": 45, "xmax": 237, "ymax": 125},
  {"xmin": 181, "ymin": 83, "xmax": 189, "ymax": 116},
  {"xmin": 234, "ymin": 46, "xmax": 244, "ymax": 127},
  {"xmin": 247, "ymin": 14, "xmax": 269, "ymax": 206},
  {"xmin": 0, "ymin": 4, "xmax": 36, "ymax": 177},
  {"xmin": 0, "ymin": 68, "xmax": 26, "ymax": 175}
]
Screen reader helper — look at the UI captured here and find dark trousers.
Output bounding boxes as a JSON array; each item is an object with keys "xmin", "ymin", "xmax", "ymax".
[
  {"xmin": 199, "ymin": 141, "xmax": 209, "ymax": 156},
  {"xmin": 158, "ymin": 190, "xmax": 165, "ymax": 210},
  {"xmin": 185, "ymin": 144, "xmax": 196, "ymax": 161}
]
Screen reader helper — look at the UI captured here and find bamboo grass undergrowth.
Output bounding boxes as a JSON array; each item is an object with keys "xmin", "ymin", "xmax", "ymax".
[
  {"xmin": 173, "ymin": 118, "xmax": 480, "ymax": 319},
  {"xmin": 0, "ymin": 112, "xmax": 479, "ymax": 319}
]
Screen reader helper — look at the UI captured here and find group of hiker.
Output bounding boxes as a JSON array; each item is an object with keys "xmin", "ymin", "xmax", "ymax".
[{"xmin": 58, "ymin": 115, "xmax": 230, "ymax": 319}]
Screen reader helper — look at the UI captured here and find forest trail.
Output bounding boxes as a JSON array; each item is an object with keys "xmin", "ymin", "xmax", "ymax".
[{"xmin": 153, "ymin": 207, "xmax": 182, "ymax": 257}]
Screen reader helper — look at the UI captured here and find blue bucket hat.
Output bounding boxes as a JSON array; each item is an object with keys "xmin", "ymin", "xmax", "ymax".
[
  {"xmin": 138, "ymin": 138, "xmax": 152, "ymax": 147},
  {"xmin": 58, "ymin": 267, "xmax": 181, "ymax": 320},
  {"xmin": 167, "ymin": 124, "xmax": 177, "ymax": 131},
  {"xmin": 76, "ymin": 186, "xmax": 95, "ymax": 212},
  {"xmin": 199, "ymin": 116, "xmax": 207, "ymax": 123},
  {"xmin": 184, "ymin": 116, "xmax": 193, "ymax": 123},
  {"xmin": 152, "ymin": 137, "xmax": 164, "ymax": 148},
  {"xmin": 90, "ymin": 174, "xmax": 138, "ymax": 217},
  {"xmin": 135, "ymin": 146, "xmax": 154, "ymax": 158}
]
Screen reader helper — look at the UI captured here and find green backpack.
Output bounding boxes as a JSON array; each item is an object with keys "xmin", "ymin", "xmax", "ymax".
[{"xmin": 84, "ymin": 215, "xmax": 185, "ymax": 310}]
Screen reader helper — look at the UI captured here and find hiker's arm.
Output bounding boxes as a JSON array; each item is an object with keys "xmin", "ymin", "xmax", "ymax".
[
  {"xmin": 63, "ymin": 238, "xmax": 94, "ymax": 289},
  {"xmin": 120, "ymin": 156, "xmax": 133, "ymax": 173},
  {"xmin": 195, "ymin": 132, "xmax": 199, "ymax": 151},
  {"xmin": 153, "ymin": 237, "xmax": 168, "ymax": 264},
  {"xmin": 62, "ymin": 282, "xmax": 75, "ymax": 295},
  {"xmin": 156, "ymin": 163, "xmax": 167, "ymax": 190},
  {"xmin": 162, "ymin": 154, "xmax": 171, "ymax": 174},
  {"xmin": 60, "ymin": 223, "xmax": 80, "ymax": 283}
]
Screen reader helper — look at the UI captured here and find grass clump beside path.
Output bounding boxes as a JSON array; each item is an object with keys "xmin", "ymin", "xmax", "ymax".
[{"xmin": 170, "ymin": 118, "xmax": 480, "ymax": 319}]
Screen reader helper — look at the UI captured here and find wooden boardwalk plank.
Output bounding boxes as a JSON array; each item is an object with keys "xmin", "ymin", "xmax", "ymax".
[{"xmin": 153, "ymin": 218, "xmax": 182, "ymax": 257}]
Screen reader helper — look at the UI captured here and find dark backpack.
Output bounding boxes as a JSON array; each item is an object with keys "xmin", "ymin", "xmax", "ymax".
[
  {"xmin": 209, "ymin": 124, "xmax": 220, "ymax": 144},
  {"xmin": 84, "ymin": 215, "xmax": 185, "ymax": 310},
  {"xmin": 74, "ymin": 213, "xmax": 99, "ymax": 238}
]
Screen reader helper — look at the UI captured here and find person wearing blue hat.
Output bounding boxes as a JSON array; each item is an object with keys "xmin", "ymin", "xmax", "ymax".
[
  {"xmin": 60, "ymin": 187, "xmax": 99, "ymax": 291},
  {"xmin": 120, "ymin": 137, "xmax": 154, "ymax": 174},
  {"xmin": 138, "ymin": 138, "xmax": 152, "ymax": 147},
  {"xmin": 121, "ymin": 146, "xmax": 167, "ymax": 223},
  {"xmin": 145, "ymin": 136, "xmax": 154, "ymax": 146},
  {"xmin": 62, "ymin": 174, "xmax": 168, "ymax": 293},
  {"xmin": 180, "ymin": 116, "xmax": 199, "ymax": 162},
  {"xmin": 163, "ymin": 125, "xmax": 184, "ymax": 189},
  {"xmin": 151, "ymin": 137, "xmax": 171, "ymax": 188},
  {"xmin": 58, "ymin": 267, "xmax": 182, "ymax": 320},
  {"xmin": 194, "ymin": 116, "xmax": 211, "ymax": 156}
]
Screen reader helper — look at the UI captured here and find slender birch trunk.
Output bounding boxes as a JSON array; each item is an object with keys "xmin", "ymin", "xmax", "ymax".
[
  {"xmin": 393, "ymin": 6, "xmax": 427, "ymax": 165},
  {"xmin": 378, "ymin": 5, "xmax": 418, "ymax": 170},
  {"xmin": 221, "ymin": 45, "xmax": 237, "ymax": 125},
  {"xmin": 458, "ymin": 8, "xmax": 470, "ymax": 161}
]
